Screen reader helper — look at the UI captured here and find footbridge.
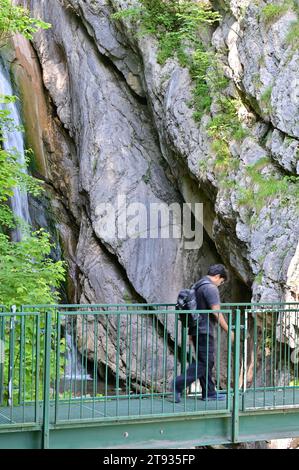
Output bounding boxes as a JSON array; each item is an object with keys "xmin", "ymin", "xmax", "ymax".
[{"xmin": 0, "ymin": 303, "xmax": 299, "ymax": 448}]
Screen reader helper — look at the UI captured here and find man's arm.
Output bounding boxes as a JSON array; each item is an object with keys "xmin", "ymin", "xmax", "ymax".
[{"xmin": 211, "ymin": 305, "xmax": 234, "ymax": 342}]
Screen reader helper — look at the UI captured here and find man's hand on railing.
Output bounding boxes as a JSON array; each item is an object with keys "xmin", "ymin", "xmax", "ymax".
[{"xmin": 231, "ymin": 331, "xmax": 235, "ymax": 344}]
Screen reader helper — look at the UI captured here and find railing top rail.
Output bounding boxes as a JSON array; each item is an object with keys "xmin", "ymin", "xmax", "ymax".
[
  {"xmin": 242, "ymin": 308, "xmax": 299, "ymax": 311},
  {"xmin": 21, "ymin": 303, "xmax": 175, "ymax": 309},
  {"xmin": 3, "ymin": 306, "xmax": 296, "ymax": 317},
  {"xmin": 0, "ymin": 311, "xmax": 40, "ymax": 317},
  {"xmin": 20, "ymin": 301, "xmax": 299, "ymax": 309},
  {"xmin": 56, "ymin": 308, "xmax": 233, "ymax": 316},
  {"xmin": 221, "ymin": 302, "xmax": 299, "ymax": 306}
]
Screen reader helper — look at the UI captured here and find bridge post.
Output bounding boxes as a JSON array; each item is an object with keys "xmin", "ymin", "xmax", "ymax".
[
  {"xmin": 232, "ymin": 309, "xmax": 241, "ymax": 443},
  {"xmin": 42, "ymin": 311, "xmax": 52, "ymax": 449}
]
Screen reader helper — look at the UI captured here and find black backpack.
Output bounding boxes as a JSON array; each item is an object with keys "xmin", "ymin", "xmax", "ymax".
[{"xmin": 176, "ymin": 280, "xmax": 210, "ymax": 329}]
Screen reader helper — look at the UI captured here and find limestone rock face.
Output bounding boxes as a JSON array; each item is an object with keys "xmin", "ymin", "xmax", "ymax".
[
  {"xmin": 26, "ymin": 0, "xmax": 217, "ymax": 307},
  {"xmin": 15, "ymin": 0, "xmax": 297, "ymax": 304},
  {"xmin": 7, "ymin": 0, "xmax": 299, "ymax": 402}
]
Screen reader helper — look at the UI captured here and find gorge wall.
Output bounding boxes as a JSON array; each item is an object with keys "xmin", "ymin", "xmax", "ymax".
[{"xmin": 4, "ymin": 0, "xmax": 297, "ymax": 308}]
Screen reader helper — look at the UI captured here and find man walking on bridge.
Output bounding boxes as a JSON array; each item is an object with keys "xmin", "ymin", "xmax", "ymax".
[{"xmin": 171, "ymin": 264, "xmax": 233, "ymax": 403}]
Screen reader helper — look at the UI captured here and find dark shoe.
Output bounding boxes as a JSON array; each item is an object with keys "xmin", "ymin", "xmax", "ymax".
[
  {"xmin": 169, "ymin": 380, "xmax": 181, "ymax": 403},
  {"xmin": 202, "ymin": 393, "xmax": 226, "ymax": 401}
]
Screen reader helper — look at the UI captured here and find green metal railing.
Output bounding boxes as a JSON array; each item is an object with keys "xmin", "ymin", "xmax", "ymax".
[
  {"xmin": 0, "ymin": 311, "xmax": 42, "ymax": 427},
  {"xmin": 240, "ymin": 307, "xmax": 299, "ymax": 411},
  {"xmin": 0, "ymin": 303, "xmax": 299, "ymax": 446}
]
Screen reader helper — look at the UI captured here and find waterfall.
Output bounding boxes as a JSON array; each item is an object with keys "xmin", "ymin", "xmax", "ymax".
[
  {"xmin": 64, "ymin": 331, "xmax": 92, "ymax": 381},
  {"xmin": 0, "ymin": 59, "xmax": 31, "ymax": 240},
  {"xmin": 0, "ymin": 59, "xmax": 92, "ymax": 387}
]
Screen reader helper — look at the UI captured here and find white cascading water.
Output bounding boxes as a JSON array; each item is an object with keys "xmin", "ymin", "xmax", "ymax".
[
  {"xmin": 0, "ymin": 59, "xmax": 91, "ymax": 385},
  {"xmin": 0, "ymin": 59, "xmax": 31, "ymax": 240},
  {"xmin": 65, "ymin": 331, "xmax": 92, "ymax": 381}
]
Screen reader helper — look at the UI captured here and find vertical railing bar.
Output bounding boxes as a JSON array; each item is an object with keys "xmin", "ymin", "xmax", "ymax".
[
  {"xmin": 161, "ymin": 313, "xmax": 167, "ymax": 414},
  {"xmin": 174, "ymin": 311, "xmax": 178, "ymax": 384},
  {"xmin": 155, "ymin": 313, "xmax": 158, "ymax": 397},
  {"xmin": 125, "ymin": 313, "xmax": 129, "ymax": 397},
  {"xmin": 67, "ymin": 316, "xmax": 72, "ymax": 420},
  {"xmin": 80, "ymin": 315, "xmax": 84, "ymax": 418},
  {"xmin": 135, "ymin": 313, "xmax": 139, "ymax": 405},
  {"xmin": 194, "ymin": 318, "xmax": 198, "ymax": 412},
  {"xmin": 226, "ymin": 311, "xmax": 232, "ymax": 412},
  {"xmin": 128, "ymin": 313, "xmax": 132, "ymax": 417},
  {"xmin": 84, "ymin": 315, "xmax": 88, "ymax": 399},
  {"xmin": 144, "ymin": 314, "xmax": 149, "ymax": 402},
  {"xmin": 279, "ymin": 312, "xmax": 283, "ymax": 408},
  {"xmin": 55, "ymin": 313, "xmax": 61, "ymax": 424},
  {"xmin": 181, "ymin": 313, "xmax": 187, "ymax": 404},
  {"xmin": 22, "ymin": 316, "xmax": 26, "ymax": 422},
  {"xmin": 204, "ymin": 313, "xmax": 209, "ymax": 411},
  {"xmin": 92, "ymin": 314, "xmax": 97, "ymax": 419},
  {"xmin": 165, "ymin": 313, "xmax": 169, "ymax": 412},
  {"xmin": 242, "ymin": 309, "xmax": 248, "ymax": 412},
  {"xmin": 273, "ymin": 310, "xmax": 278, "ymax": 407},
  {"xmin": 287, "ymin": 310, "xmax": 292, "ymax": 405},
  {"xmin": 232, "ymin": 309, "xmax": 241, "ymax": 443},
  {"xmin": 31, "ymin": 313, "xmax": 34, "ymax": 403},
  {"xmin": 182, "ymin": 313, "xmax": 188, "ymax": 411},
  {"xmin": 151, "ymin": 314, "xmax": 154, "ymax": 415},
  {"xmin": 253, "ymin": 313, "xmax": 257, "ymax": 409},
  {"xmin": 19, "ymin": 316, "xmax": 26, "ymax": 423},
  {"xmin": 0, "ymin": 316, "xmax": 4, "ymax": 406},
  {"xmin": 216, "ymin": 314, "xmax": 221, "ymax": 412},
  {"xmin": 104, "ymin": 317, "xmax": 109, "ymax": 417},
  {"xmin": 8, "ymin": 312, "xmax": 16, "ymax": 422},
  {"xmin": 19, "ymin": 315, "xmax": 25, "ymax": 407},
  {"xmin": 35, "ymin": 315, "xmax": 41, "ymax": 424},
  {"xmin": 283, "ymin": 311, "xmax": 287, "ymax": 407},
  {"xmin": 295, "ymin": 309, "xmax": 299, "ymax": 404},
  {"xmin": 262, "ymin": 312, "xmax": 266, "ymax": 407},
  {"xmin": 62, "ymin": 315, "xmax": 67, "ymax": 400},
  {"xmin": 139, "ymin": 314, "xmax": 144, "ymax": 416},
  {"xmin": 270, "ymin": 310, "xmax": 274, "ymax": 407},
  {"xmin": 23, "ymin": 315, "xmax": 28, "ymax": 420},
  {"xmin": 116, "ymin": 313, "xmax": 121, "ymax": 418},
  {"xmin": 42, "ymin": 311, "xmax": 52, "ymax": 449}
]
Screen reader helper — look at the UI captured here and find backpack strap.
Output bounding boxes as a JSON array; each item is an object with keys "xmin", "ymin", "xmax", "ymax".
[{"xmin": 192, "ymin": 280, "xmax": 211, "ymax": 292}]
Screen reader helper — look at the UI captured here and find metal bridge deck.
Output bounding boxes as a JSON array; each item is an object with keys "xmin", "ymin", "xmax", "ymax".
[{"xmin": 1, "ymin": 388, "xmax": 299, "ymax": 426}]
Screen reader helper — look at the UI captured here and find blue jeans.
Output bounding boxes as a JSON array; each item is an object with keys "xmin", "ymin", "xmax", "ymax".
[{"xmin": 174, "ymin": 334, "xmax": 215, "ymax": 398}]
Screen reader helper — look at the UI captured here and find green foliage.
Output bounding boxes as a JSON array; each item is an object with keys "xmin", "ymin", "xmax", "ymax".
[
  {"xmin": 112, "ymin": 1, "xmax": 221, "ymax": 120},
  {"xmin": 112, "ymin": 1, "xmax": 220, "ymax": 63},
  {"xmin": 289, "ymin": 379, "xmax": 299, "ymax": 386},
  {"xmin": 189, "ymin": 47, "xmax": 216, "ymax": 120},
  {"xmin": 255, "ymin": 271, "xmax": 263, "ymax": 284},
  {"xmin": 2, "ymin": 316, "xmax": 66, "ymax": 403},
  {"xmin": 207, "ymin": 97, "xmax": 247, "ymax": 172},
  {"xmin": 260, "ymin": 3, "xmax": 290, "ymax": 26},
  {"xmin": 236, "ymin": 158, "xmax": 299, "ymax": 213},
  {"xmin": 286, "ymin": 19, "xmax": 299, "ymax": 45},
  {"xmin": 260, "ymin": 85, "xmax": 273, "ymax": 113},
  {"xmin": 112, "ymin": 1, "xmax": 298, "ymax": 209},
  {"xmin": 0, "ymin": 230, "xmax": 66, "ymax": 306},
  {"xmin": 263, "ymin": 0, "xmax": 298, "ymax": 47},
  {"xmin": 112, "ymin": 1, "xmax": 249, "ymax": 176},
  {"xmin": 0, "ymin": 0, "xmax": 51, "ymax": 42}
]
